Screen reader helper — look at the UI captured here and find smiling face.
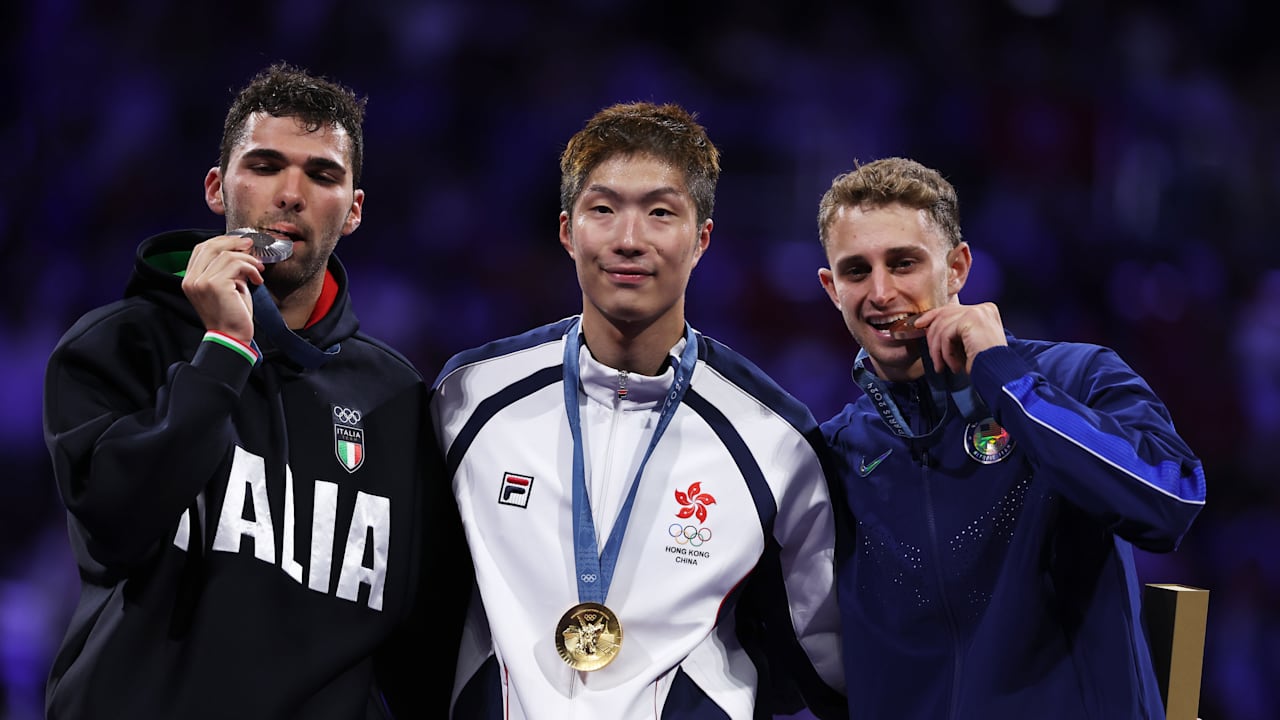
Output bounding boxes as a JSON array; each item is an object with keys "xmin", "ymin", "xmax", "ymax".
[
  {"xmin": 818, "ymin": 202, "xmax": 970, "ymax": 381},
  {"xmin": 204, "ymin": 112, "xmax": 364, "ymax": 301},
  {"xmin": 560, "ymin": 152, "xmax": 711, "ymax": 349}
]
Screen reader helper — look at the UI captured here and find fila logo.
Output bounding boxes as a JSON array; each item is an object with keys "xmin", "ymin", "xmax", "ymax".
[{"xmin": 499, "ymin": 472, "xmax": 534, "ymax": 508}]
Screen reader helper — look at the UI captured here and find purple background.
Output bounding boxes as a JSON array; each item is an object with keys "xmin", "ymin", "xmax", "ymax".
[{"xmin": 4, "ymin": 1, "xmax": 1277, "ymax": 718}]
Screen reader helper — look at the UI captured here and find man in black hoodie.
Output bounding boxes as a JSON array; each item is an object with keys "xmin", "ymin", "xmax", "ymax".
[{"xmin": 42, "ymin": 62, "xmax": 466, "ymax": 719}]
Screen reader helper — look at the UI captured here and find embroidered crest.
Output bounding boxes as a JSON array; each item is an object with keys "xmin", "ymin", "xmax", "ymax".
[
  {"xmin": 333, "ymin": 405, "xmax": 365, "ymax": 473},
  {"xmin": 667, "ymin": 483, "xmax": 716, "ymax": 563},
  {"xmin": 500, "ymin": 472, "xmax": 534, "ymax": 508},
  {"xmin": 674, "ymin": 482, "xmax": 716, "ymax": 523},
  {"xmin": 964, "ymin": 417, "xmax": 1014, "ymax": 464}
]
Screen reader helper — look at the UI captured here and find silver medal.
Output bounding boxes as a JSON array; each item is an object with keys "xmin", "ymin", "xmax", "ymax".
[{"xmin": 228, "ymin": 227, "xmax": 294, "ymax": 263}]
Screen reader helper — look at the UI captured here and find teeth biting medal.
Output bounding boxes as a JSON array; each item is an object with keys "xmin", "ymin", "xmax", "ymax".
[
  {"xmin": 228, "ymin": 227, "xmax": 293, "ymax": 263},
  {"xmin": 888, "ymin": 314, "xmax": 926, "ymax": 340}
]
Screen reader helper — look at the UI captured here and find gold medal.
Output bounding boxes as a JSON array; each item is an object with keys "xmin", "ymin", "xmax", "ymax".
[{"xmin": 555, "ymin": 602, "xmax": 623, "ymax": 671}]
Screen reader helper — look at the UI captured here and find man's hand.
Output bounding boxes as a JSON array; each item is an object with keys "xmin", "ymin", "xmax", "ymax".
[
  {"xmin": 181, "ymin": 234, "xmax": 265, "ymax": 345},
  {"xmin": 912, "ymin": 302, "xmax": 1007, "ymax": 376}
]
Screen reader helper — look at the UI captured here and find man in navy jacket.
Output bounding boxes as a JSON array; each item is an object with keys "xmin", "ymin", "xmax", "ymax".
[{"xmin": 816, "ymin": 157, "xmax": 1205, "ymax": 718}]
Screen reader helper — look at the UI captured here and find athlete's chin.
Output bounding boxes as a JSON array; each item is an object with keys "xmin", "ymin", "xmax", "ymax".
[
  {"xmin": 262, "ymin": 262, "xmax": 316, "ymax": 298},
  {"xmin": 589, "ymin": 294, "xmax": 666, "ymax": 324},
  {"xmin": 858, "ymin": 343, "xmax": 921, "ymax": 378},
  {"xmin": 601, "ymin": 307, "xmax": 658, "ymax": 327}
]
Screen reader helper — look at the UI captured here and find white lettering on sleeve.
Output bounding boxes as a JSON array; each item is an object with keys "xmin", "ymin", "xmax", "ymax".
[{"xmin": 173, "ymin": 492, "xmax": 207, "ymax": 551}]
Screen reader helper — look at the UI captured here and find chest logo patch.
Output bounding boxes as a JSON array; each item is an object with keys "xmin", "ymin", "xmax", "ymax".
[
  {"xmin": 965, "ymin": 417, "xmax": 1015, "ymax": 464},
  {"xmin": 666, "ymin": 482, "xmax": 716, "ymax": 566},
  {"xmin": 674, "ymin": 482, "xmax": 716, "ymax": 523},
  {"xmin": 333, "ymin": 405, "xmax": 365, "ymax": 473},
  {"xmin": 858, "ymin": 448, "xmax": 893, "ymax": 477},
  {"xmin": 499, "ymin": 472, "xmax": 534, "ymax": 508}
]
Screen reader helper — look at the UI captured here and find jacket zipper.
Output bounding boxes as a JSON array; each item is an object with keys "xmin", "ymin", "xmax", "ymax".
[
  {"xmin": 593, "ymin": 375, "xmax": 627, "ymax": 539},
  {"xmin": 918, "ymin": 393, "xmax": 965, "ymax": 719},
  {"xmin": 926, "ymin": 450, "xmax": 962, "ymax": 712}
]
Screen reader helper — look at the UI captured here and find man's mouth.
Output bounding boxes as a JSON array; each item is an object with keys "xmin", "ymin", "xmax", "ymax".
[
  {"xmin": 869, "ymin": 313, "xmax": 925, "ymax": 340},
  {"xmin": 264, "ymin": 227, "xmax": 302, "ymax": 243},
  {"xmin": 605, "ymin": 266, "xmax": 652, "ymax": 281}
]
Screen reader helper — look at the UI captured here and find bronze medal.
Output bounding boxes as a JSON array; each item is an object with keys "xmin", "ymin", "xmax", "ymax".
[
  {"xmin": 555, "ymin": 602, "xmax": 623, "ymax": 671},
  {"xmin": 888, "ymin": 313, "xmax": 926, "ymax": 340}
]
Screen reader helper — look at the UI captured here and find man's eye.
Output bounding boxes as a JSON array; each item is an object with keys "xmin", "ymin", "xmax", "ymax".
[
  {"xmin": 590, "ymin": 205, "xmax": 613, "ymax": 214},
  {"xmin": 651, "ymin": 208, "xmax": 673, "ymax": 217}
]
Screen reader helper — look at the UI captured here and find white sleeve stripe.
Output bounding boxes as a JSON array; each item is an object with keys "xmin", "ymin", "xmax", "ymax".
[{"xmin": 1002, "ymin": 385, "xmax": 1205, "ymax": 506}]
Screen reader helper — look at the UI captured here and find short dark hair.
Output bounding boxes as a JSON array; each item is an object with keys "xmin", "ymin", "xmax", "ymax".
[
  {"xmin": 817, "ymin": 157, "xmax": 962, "ymax": 251},
  {"xmin": 560, "ymin": 102, "xmax": 720, "ymax": 225},
  {"xmin": 219, "ymin": 62, "xmax": 367, "ymax": 186}
]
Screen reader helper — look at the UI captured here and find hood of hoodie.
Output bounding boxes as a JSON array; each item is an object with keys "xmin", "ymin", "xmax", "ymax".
[{"xmin": 126, "ymin": 229, "xmax": 362, "ymax": 353}]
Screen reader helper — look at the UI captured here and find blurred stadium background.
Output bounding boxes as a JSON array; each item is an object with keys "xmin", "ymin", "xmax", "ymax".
[{"xmin": 3, "ymin": 1, "xmax": 1276, "ymax": 717}]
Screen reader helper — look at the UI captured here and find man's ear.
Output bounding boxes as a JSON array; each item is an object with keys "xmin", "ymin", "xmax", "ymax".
[
  {"xmin": 689, "ymin": 219, "xmax": 712, "ymax": 268},
  {"xmin": 559, "ymin": 211, "xmax": 575, "ymax": 259},
  {"xmin": 818, "ymin": 267, "xmax": 840, "ymax": 308},
  {"xmin": 947, "ymin": 242, "xmax": 972, "ymax": 296},
  {"xmin": 342, "ymin": 189, "xmax": 365, "ymax": 235},
  {"xmin": 204, "ymin": 167, "xmax": 226, "ymax": 215}
]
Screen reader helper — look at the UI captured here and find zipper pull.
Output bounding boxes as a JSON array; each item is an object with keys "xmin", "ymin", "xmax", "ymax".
[{"xmin": 617, "ymin": 371, "xmax": 629, "ymax": 399}]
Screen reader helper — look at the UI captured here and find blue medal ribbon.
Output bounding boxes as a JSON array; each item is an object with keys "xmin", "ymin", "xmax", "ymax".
[
  {"xmin": 852, "ymin": 343, "xmax": 987, "ymax": 440},
  {"xmin": 563, "ymin": 317, "xmax": 698, "ymax": 604}
]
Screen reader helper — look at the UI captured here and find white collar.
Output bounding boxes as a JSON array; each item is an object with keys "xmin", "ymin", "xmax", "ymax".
[{"xmin": 577, "ymin": 338, "xmax": 686, "ymax": 409}]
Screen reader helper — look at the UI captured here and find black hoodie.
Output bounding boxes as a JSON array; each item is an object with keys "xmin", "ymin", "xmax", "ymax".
[{"xmin": 43, "ymin": 229, "xmax": 467, "ymax": 719}]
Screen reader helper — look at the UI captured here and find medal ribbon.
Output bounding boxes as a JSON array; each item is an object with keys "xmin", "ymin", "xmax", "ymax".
[
  {"xmin": 563, "ymin": 317, "xmax": 698, "ymax": 605},
  {"xmin": 851, "ymin": 344, "xmax": 987, "ymax": 439}
]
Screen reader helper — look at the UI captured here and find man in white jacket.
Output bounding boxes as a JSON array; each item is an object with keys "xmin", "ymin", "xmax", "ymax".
[{"xmin": 430, "ymin": 101, "xmax": 846, "ymax": 719}]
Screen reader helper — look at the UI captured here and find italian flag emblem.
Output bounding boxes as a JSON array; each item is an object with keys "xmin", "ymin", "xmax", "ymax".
[{"xmin": 335, "ymin": 424, "xmax": 365, "ymax": 473}]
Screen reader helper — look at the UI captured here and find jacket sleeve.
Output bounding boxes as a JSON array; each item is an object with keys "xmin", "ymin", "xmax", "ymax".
[
  {"xmin": 970, "ymin": 343, "xmax": 1205, "ymax": 552},
  {"xmin": 375, "ymin": 390, "xmax": 473, "ymax": 718},
  {"xmin": 750, "ymin": 424, "xmax": 848, "ymax": 720},
  {"xmin": 43, "ymin": 313, "xmax": 253, "ymax": 573}
]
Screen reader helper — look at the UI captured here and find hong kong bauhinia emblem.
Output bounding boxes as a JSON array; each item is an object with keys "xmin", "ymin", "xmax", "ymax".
[
  {"xmin": 674, "ymin": 482, "xmax": 716, "ymax": 523},
  {"xmin": 333, "ymin": 405, "xmax": 365, "ymax": 473}
]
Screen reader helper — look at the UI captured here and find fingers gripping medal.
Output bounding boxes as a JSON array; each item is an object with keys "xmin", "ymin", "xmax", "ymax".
[
  {"xmin": 228, "ymin": 227, "xmax": 293, "ymax": 263},
  {"xmin": 556, "ymin": 602, "xmax": 623, "ymax": 671}
]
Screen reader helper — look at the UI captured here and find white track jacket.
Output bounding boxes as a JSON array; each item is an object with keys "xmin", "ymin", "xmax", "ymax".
[{"xmin": 430, "ymin": 317, "xmax": 845, "ymax": 720}]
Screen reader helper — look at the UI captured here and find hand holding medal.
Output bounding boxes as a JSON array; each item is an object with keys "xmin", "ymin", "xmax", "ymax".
[{"xmin": 227, "ymin": 227, "xmax": 294, "ymax": 263}]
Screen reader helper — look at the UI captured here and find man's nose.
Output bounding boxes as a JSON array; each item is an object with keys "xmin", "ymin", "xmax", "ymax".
[{"xmin": 275, "ymin": 168, "xmax": 305, "ymax": 212}]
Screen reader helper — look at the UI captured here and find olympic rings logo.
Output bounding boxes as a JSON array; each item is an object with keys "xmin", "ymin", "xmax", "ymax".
[
  {"xmin": 580, "ymin": 573, "xmax": 598, "ymax": 583},
  {"xmin": 333, "ymin": 406, "xmax": 362, "ymax": 424},
  {"xmin": 668, "ymin": 524, "xmax": 712, "ymax": 546}
]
